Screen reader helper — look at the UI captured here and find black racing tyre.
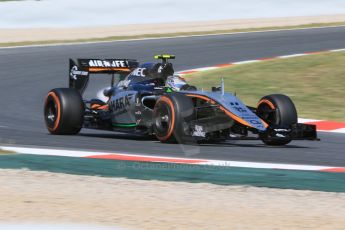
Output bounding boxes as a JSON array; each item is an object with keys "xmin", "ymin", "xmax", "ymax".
[
  {"xmin": 153, "ymin": 93, "xmax": 195, "ymax": 143},
  {"xmin": 257, "ymin": 94, "xmax": 297, "ymax": 146},
  {"xmin": 44, "ymin": 88, "xmax": 84, "ymax": 135}
]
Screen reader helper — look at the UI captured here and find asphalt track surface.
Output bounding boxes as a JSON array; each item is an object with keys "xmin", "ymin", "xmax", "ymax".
[{"xmin": 1, "ymin": 26, "xmax": 345, "ymax": 166}]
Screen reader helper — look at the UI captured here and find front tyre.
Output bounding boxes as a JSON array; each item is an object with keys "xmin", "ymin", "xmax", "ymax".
[
  {"xmin": 44, "ymin": 88, "xmax": 84, "ymax": 135},
  {"xmin": 257, "ymin": 94, "xmax": 297, "ymax": 146},
  {"xmin": 153, "ymin": 93, "xmax": 195, "ymax": 143}
]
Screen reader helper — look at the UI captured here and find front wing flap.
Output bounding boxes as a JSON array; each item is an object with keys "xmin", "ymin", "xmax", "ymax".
[
  {"xmin": 289, "ymin": 123, "xmax": 318, "ymax": 140},
  {"xmin": 260, "ymin": 123, "xmax": 318, "ymax": 141}
]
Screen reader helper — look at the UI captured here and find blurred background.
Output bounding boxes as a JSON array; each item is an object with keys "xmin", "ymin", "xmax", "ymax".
[{"xmin": 1, "ymin": 0, "xmax": 345, "ymax": 28}]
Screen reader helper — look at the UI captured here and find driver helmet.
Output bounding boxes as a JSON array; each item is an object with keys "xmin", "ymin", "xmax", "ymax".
[{"xmin": 166, "ymin": 75, "xmax": 188, "ymax": 91}]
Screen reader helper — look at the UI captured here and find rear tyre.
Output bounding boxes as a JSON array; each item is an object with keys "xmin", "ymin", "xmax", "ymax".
[
  {"xmin": 257, "ymin": 94, "xmax": 297, "ymax": 146},
  {"xmin": 44, "ymin": 88, "xmax": 84, "ymax": 135},
  {"xmin": 153, "ymin": 93, "xmax": 195, "ymax": 143}
]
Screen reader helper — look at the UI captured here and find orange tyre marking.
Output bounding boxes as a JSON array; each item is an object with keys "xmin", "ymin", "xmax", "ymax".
[
  {"xmin": 45, "ymin": 92, "xmax": 61, "ymax": 132},
  {"xmin": 156, "ymin": 96, "xmax": 175, "ymax": 141},
  {"xmin": 257, "ymin": 99, "xmax": 275, "ymax": 128},
  {"xmin": 257, "ymin": 99, "xmax": 275, "ymax": 109}
]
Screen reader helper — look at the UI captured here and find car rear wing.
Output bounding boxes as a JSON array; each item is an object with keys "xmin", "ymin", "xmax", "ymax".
[{"xmin": 69, "ymin": 58, "xmax": 139, "ymax": 94}]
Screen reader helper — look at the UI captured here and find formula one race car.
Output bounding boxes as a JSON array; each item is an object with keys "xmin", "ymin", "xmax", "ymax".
[{"xmin": 44, "ymin": 54, "xmax": 318, "ymax": 145}]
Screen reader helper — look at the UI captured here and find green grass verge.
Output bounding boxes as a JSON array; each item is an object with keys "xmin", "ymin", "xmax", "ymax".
[
  {"xmin": 1, "ymin": 22, "xmax": 345, "ymax": 47},
  {"xmin": 187, "ymin": 51, "xmax": 345, "ymax": 122}
]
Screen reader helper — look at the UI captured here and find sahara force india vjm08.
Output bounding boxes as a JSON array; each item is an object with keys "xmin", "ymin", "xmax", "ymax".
[{"xmin": 44, "ymin": 54, "xmax": 318, "ymax": 145}]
